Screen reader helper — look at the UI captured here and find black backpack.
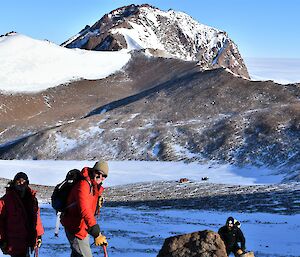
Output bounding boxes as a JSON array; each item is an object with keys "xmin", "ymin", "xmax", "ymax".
[{"xmin": 51, "ymin": 169, "xmax": 83, "ymax": 212}]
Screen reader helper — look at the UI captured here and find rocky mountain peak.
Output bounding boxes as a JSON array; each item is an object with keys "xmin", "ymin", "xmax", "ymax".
[
  {"xmin": 0, "ymin": 31, "xmax": 17, "ymax": 38},
  {"xmin": 62, "ymin": 4, "xmax": 249, "ymax": 78}
]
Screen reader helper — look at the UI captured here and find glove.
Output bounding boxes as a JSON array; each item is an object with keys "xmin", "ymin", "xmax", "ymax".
[
  {"xmin": 98, "ymin": 196, "xmax": 104, "ymax": 208},
  {"xmin": 236, "ymin": 249, "xmax": 244, "ymax": 255},
  {"xmin": 94, "ymin": 234, "xmax": 108, "ymax": 246},
  {"xmin": 0, "ymin": 241, "xmax": 8, "ymax": 254},
  {"xmin": 36, "ymin": 236, "xmax": 42, "ymax": 248}
]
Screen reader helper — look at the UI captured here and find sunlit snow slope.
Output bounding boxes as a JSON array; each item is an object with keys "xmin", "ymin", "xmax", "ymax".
[{"xmin": 0, "ymin": 33, "xmax": 131, "ymax": 93}]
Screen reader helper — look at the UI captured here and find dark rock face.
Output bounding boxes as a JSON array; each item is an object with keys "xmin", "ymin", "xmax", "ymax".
[
  {"xmin": 157, "ymin": 230, "xmax": 227, "ymax": 257},
  {"xmin": 62, "ymin": 4, "xmax": 249, "ymax": 78}
]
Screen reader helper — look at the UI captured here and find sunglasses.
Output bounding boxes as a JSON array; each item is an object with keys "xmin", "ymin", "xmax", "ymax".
[{"xmin": 95, "ymin": 173, "xmax": 107, "ymax": 179}]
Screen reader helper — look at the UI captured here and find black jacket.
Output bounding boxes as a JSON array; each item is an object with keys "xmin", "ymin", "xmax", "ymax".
[{"xmin": 218, "ymin": 225, "xmax": 246, "ymax": 252}]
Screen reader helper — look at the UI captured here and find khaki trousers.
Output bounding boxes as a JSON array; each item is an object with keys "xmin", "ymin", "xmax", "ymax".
[{"xmin": 65, "ymin": 230, "xmax": 93, "ymax": 257}]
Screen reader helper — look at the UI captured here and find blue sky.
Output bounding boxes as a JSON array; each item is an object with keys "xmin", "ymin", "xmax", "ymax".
[{"xmin": 1, "ymin": 0, "xmax": 299, "ymax": 58}]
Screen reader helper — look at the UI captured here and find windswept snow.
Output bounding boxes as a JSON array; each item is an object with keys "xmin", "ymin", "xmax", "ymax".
[
  {"xmin": 0, "ymin": 33, "xmax": 131, "ymax": 93},
  {"xmin": 0, "ymin": 160, "xmax": 284, "ymax": 187},
  {"xmin": 0, "ymin": 161, "xmax": 298, "ymax": 257},
  {"xmin": 0, "ymin": 205, "xmax": 298, "ymax": 257}
]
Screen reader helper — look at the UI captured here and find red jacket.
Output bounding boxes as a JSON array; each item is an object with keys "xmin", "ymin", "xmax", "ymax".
[
  {"xmin": 61, "ymin": 167, "xmax": 104, "ymax": 239},
  {"xmin": 0, "ymin": 186, "xmax": 44, "ymax": 255}
]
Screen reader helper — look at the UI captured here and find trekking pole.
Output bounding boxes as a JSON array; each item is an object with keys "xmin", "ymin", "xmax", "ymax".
[
  {"xmin": 54, "ymin": 212, "xmax": 61, "ymax": 237},
  {"xmin": 34, "ymin": 247, "xmax": 39, "ymax": 257},
  {"xmin": 103, "ymin": 245, "xmax": 108, "ymax": 257},
  {"xmin": 91, "ymin": 243, "xmax": 108, "ymax": 257}
]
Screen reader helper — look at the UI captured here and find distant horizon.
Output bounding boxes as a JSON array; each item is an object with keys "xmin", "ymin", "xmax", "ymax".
[{"xmin": 1, "ymin": 0, "xmax": 300, "ymax": 59}]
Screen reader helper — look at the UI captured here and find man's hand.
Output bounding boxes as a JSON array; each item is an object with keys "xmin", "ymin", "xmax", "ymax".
[
  {"xmin": 94, "ymin": 234, "xmax": 108, "ymax": 246},
  {"xmin": 36, "ymin": 236, "xmax": 42, "ymax": 248}
]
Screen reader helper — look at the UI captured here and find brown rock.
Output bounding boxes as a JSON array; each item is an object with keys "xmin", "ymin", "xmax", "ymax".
[{"xmin": 157, "ymin": 230, "xmax": 227, "ymax": 257}]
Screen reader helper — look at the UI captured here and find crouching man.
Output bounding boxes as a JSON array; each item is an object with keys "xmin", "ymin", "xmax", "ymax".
[
  {"xmin": 61, "ymin": 161, "xmax": 109, "ymax": 257},
  {"xmin": 218, "ymin": 216, "xmax": 246, "ymax": 256}
]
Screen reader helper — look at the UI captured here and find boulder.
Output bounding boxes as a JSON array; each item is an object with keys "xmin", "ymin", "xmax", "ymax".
[{"xmin": 157, "ymin": 230, "xmax": 227, "ymax": 257}]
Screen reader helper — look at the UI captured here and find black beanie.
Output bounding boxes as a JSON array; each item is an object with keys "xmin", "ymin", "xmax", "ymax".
[
  {"xmin": 226, "ymin": 216, "xmax": 234, "ymax": 225},
  {"xmin": 13, "ymin": 172, "xmax": 29, "ymax": 184}
]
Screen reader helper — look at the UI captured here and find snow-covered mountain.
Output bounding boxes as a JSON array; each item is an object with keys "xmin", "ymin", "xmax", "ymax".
[
  {"xmin": 0, "ymin": 32, "xmax": 130, "ymax": 93},
  {"xmin": 62, "ymin": 4, "xmax": 249, "ymax": 79},
  {"xmin": 0, "ymin": 6, "xmax": 299, "ymax": 181}
]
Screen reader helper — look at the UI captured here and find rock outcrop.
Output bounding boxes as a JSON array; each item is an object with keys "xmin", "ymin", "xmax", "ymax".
[{"xmin": 157, "ymin": 230, "xmax": 227, "ymax": 257}]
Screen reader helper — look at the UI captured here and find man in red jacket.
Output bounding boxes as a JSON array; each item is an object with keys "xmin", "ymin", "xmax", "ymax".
[
  {"xmin": 0, "ymin": 172, "xmax": 44, "ymax": 257},
  {"xmin": 61, "ymin": 161, "xmax": 109, "ymax": 257}
]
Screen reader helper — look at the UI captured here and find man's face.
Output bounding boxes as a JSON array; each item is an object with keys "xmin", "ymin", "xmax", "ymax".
[
  {"xmin": 94, "ymin": 171, "xmax": 107, "ymax": 185},
  {"xmin": 14, "ymin": 178, "xmax": 28, "ymax": 196},
  {"xmin": 15, "ymin": 178, "xmax": 28, "ymax": 186},
  {"xmin": 227, "ymin": 220, "xmax": 234, "ymax": 230}
]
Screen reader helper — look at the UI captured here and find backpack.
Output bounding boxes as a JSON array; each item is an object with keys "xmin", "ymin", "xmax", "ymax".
[
  {"xmin": 234, "ymin": 218, "xmax": 241, "ymax": 228},
  {"xmin": 51, "ymin": 169, "xmax": 83, "ymax": 212}
]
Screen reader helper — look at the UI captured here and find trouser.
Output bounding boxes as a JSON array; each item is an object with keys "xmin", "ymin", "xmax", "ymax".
[
  {"xmin": 11, "ymin": 249, "xmax": 30, "ymax": 257},
  {"xmin": 227, "ymin": 244, "xmax": 242, "ymax": 256},
  {"xmin": 65, "ymin": 230, "xmax": 93, "ymax": 257}
]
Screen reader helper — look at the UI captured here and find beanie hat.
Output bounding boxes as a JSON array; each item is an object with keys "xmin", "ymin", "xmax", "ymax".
[
  {"xmin": 226, "ymin": 216, "xmax": 234, "ymax": 225},
  {"xmin": 13, "ymin": 172, "xmax": 29, "ymax": 184},
  {"xmin": 93, "ymin": 161, "xmax": 109, "ymax": 177}
]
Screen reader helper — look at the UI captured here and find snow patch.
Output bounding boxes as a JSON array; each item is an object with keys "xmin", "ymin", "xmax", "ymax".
[
  {"xmin": 55, "ymin": 134, "xmax": 77, "ymax": 153},
  {"xmin": 0, "ymin": 33, "xmax": 131, "ymax": 93}
]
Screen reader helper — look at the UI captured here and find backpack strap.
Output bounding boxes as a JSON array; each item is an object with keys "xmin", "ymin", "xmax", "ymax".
[
  {"xmin": 65, "ymin": 178, "xmax": 93, "ymax": 210},
  {"xmin": 83, "ymin": 177, "xmax": 93, "ymax": 194}
]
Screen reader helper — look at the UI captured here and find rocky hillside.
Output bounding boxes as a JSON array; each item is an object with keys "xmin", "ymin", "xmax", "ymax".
[
  {"xmin": 1, "ymin": 54, "xmax": 299, "ymax": 181},
  {"xmin": 62, "ymin": 4, "xmax": 249, "ymax": 78},
  {"xmin": 0, "ymin": 54, "xmax": 198, "ymax": 145}
]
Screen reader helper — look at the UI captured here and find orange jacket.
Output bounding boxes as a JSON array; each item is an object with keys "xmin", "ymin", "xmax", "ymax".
[
  {"xmin": 0, "ymin": 186, "xmax": 44, "ymax": 255},
  {"xmin": 61, "ymin": 167, "xmax": 104, "ymax": 239}
]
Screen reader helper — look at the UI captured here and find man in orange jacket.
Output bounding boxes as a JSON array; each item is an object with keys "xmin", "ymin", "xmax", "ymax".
[
  {"xmin": 61, "ymin": 161, "xmax": 109, "ymax": 257},
  {"xmin": 0, "ymin": 172, "xmax": 44, "ymax": 257}
]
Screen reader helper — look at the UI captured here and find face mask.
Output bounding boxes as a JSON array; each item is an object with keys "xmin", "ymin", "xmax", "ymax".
[{"xmin": 15, "ymin": 184, "xmax": 27, "ymax": 197}]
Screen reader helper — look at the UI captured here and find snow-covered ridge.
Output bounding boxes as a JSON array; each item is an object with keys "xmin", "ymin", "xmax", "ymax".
[
  {"xmin": 111, "ymin": 6, "xmax": 228, "ymax": 61},
  {"xmin": 0, "ymin": 33, "xmax": 131, "ymax": 93},
  {"xmin": 66, "ymin": 5, "xmax": 228, "ymax": 60},
  {"xmin": 63, "ymin": 4, "xmax": 249, "ymax": 78}
]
